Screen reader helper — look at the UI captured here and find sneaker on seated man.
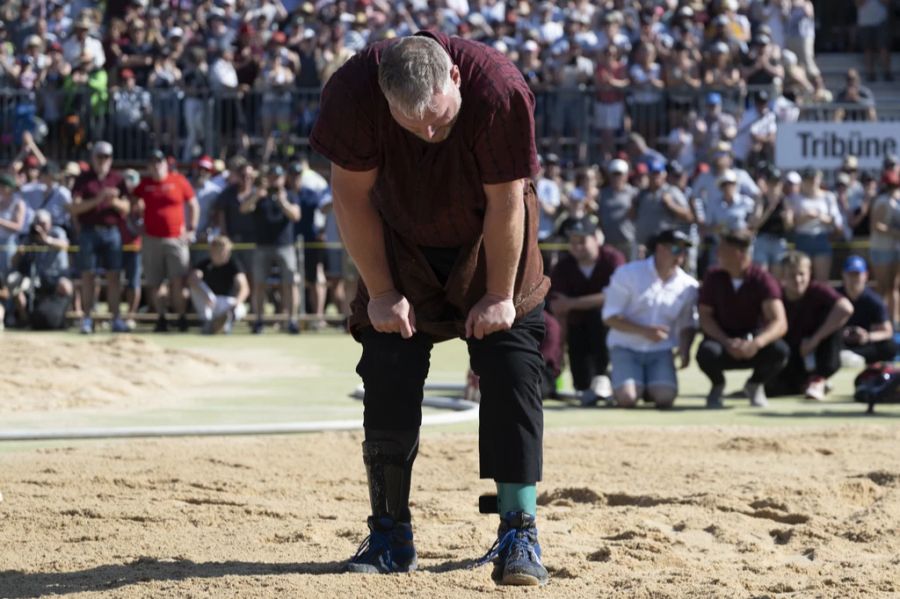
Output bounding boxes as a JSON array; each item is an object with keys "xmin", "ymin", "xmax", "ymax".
[
  {"xmin": 187, "ymin": 235, "xmax": 249, "ymax": 334},
  {"xmin": 602, "ymin": 229, "xmax": 699, "ymax": 409},
  {"xmin": 696, "ymin": 229, "xmax": 790, "ymax": 408},
  {"xmin": 838, "ymin": 255, "xmax": 897, "ymax": 364},
  {"xmin": 765, "ymin": 251, "xmax": 854, "ymax": 401}
]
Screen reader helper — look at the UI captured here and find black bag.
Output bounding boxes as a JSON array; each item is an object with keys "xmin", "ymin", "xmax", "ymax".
[
  {"xmin": 853, "ymin": 363, "xmax": 900, "ymax": 414},
  {"xmin": 30, "ymin": 293, "xmax": 70, "ymax": 330}
]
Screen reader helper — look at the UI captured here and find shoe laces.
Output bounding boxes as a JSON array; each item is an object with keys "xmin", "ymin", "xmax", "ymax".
[
  {"xmin": 473, "ymin": 526, "xmax": 518, "ymax": 568},
  {"xmin": 472, "ymin": 525, "xmax": 538, "ymax": 569},
  {"xmin": 350, "ymin": 530, "xmax": 394, "ymax": 570}
]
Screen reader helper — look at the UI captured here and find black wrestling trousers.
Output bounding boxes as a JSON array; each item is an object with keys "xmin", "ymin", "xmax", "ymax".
[{"xmin": 356, "ymin": 305, "xmax": 545, "ymax": 483}]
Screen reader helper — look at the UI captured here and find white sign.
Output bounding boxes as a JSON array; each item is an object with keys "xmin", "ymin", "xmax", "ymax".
[{"xmin": 775, "ymin": 122, "xmax": 900, "ymax": 170}]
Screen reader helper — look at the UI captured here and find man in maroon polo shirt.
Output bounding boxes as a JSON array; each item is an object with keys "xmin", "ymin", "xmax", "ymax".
[
  {"xmin": 549, "ymin": 218, "xmax": 625, "ymax": 405},
  {"xmin": 766, "ymin": 251, "xmax": 854, "ymax": 400},
  {"xmin": 310, "ymin": 32, "xmax": 550, "ymax": 585},
  {"xmin": 70, "ymin": 141, "xmax": 131, "ymax": 334},
  {"xmin": 696, "ymin": 229, "xmax": 789, "ymax": 408}
]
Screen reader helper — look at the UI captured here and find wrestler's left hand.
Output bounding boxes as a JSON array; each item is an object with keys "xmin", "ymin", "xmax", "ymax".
[{"xmin": 465, "ymin": 293, "xmax": 516, "ymax": 340}]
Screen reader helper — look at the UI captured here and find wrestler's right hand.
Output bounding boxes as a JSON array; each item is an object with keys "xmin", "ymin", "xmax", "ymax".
[{"xmin": 368, "ymin": 289, "xmax": 417, "ymax": 339}]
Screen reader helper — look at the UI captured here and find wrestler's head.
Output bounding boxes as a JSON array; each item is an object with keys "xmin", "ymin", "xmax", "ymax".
[{"xmin": 379, "ymin": 36, "xmax": 462, "ymax": 144}]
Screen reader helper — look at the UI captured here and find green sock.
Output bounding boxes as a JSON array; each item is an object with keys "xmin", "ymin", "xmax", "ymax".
[{"xmin": 496, "ymin": 482, "xmax": 537, "ymax": 517}]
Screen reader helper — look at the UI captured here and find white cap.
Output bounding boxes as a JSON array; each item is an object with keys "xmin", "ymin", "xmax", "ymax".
[
  {"xmin": 92, "ymin": 140, "xmax": 113, "ymax": 156},
  {"xmin": 786, "ymin": 170, "xmax": 802, "ymax": 185},
  {"xmin": 522, "ymin": 40, "xmax": 539, "ymax": 52},
  {"xmin": 169, "ymin": 26, "xmax": 184, "ymax": 38},
  {"xmin": 717, "ymin": 169, "xmax": 738, "ymax": 186},
  {"xmin": 608, "ymin": 159, "xmax": 629, "ymax": 174}
]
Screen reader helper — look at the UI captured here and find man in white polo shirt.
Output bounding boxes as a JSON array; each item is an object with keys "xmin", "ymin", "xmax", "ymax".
[{"xmin": 602, "ymin": 229, "xmax": 699, "ymax": 409}]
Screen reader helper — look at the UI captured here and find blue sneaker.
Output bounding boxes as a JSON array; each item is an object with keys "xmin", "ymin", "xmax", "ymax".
[
  {"xmin": 80, "ymin": 317, "xmax": 93, "ymax": 335},
  {"xmin": 111, "ymin": 317, "xmax": 129, "ymax": 333},
  {"xmin": 345, "ymin": 516, "xmax": 417, "ymax": 574},
  {"xmin": 475, "ymin": 511, "xmax": 548, "ymax": 586}
]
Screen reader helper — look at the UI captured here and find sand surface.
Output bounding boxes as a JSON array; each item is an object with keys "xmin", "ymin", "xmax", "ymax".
[{"xmin": 1, "ymin": 426, "xmax": 899, "ymax": 598}]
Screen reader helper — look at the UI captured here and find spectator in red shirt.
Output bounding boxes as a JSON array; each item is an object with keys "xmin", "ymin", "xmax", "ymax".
[
  {"xmin": 549, "ymin": 219, "xmax": 625, "ymax": 405},
  {"xmin": 766, "ymin": 251, "xmax": 854, "ymax": 401},
  {"xmin": 69, "ymin": 141, "xmax": 131, "ymax": 334},
  {"xmin": 696, "ymin": 229, "xmax": 789, "ymax": 408},
  {"xmin": 134, "ymin": 150, "xmax": 199, "ymax": 332}
]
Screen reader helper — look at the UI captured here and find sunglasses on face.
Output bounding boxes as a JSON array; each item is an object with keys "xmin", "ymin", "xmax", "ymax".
[{"xmin": 669, "ymin": 244, "xmax": 686, "ymax": 256}]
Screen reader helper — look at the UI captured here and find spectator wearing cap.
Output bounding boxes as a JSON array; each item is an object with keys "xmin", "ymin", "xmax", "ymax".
[
  {"xmin": 786, "ymin": 168, "xmax": 842, "ymax": 282},
  {"xmin": 603, "ymin": 229, "xmax": 699, "ymax": 409},
  {"xmin": 767, "ymin": 251, "xmax": 853, "ymax": 400},
  {"xmin": 869, "ymin": 170, "xmax": 900, "ymax": 326},
  {"xmin": 740, "ymin": 32, "xmax": 783, "ymax": 89},
  {"xmin": 632, "ymin": 159, "xmax": 693, "ymax": 256},
  {"xmin": 191, "ymin": 156, "xmax": 224, "ymax": 244},
  {"xmin": 697, "ymin": 93, "xmax": 737, "ymax": 165},
  {"xmin": 243, "ymin": 164, "xmax": 301, "ymax": 334},
  {"xmin": 211, "ymin": 157, "xmax": 257, "ymax": 274},
  {"xmin": 691, "ymin": 142, "xmax": 759, "ymax": 234},
  {"xmin": 625, "ymin": 132, "xmax": 666, "ymax": 171},
  {"xmin": 134, "ymin": 150, "xmax": 199, "ymax": 333},
  {"xmin": 696, "ymin": 229, "xmax": 789, "ymax": 408},
  {"xmin": 63, "ymin": 14, "xmax": 105, "ymax": 72},
  {"xmin": 6, "ymin": 209, "xmax": 72, "ymax": 330},
  {"xmin": 592, "ymin": 42, "xmax": 628, "ymax": 160},
  {"xmin": 549, "ymin": 219, "xmax": 625, "ymax": 405},
  {"xmin": 835, "ymin": 69, "xmax": 877, "ymax": 122},
  {"xmin": 111, "ymin": 68, "xmax": 151, "ymax": 159},
  {"xmin": 839, "ymin": 255, "xmax": 897, "ymax": 365},
  {"xmin": 733, "ymin": 91, "xmax": 777, "ymax": 167},
  {"xmin": 704, "ymin": 169, "xmax": 756, "ymax": 258},
  {"xmin": 749, "ymin": 166, "xmax": 791, "ymax": 276},
  {"xmin": 287, "ymin": 158, "xmax": 329, "ymax": 329},
  {"xmin": 598, "ymin": 158, "xmax": 638, "ymax": 259},
  {"xmin": 0, "ymin": 173, "xmax": 26, "ymax": 280},
  {"xmin": 70, "ymin": 141, "xmax": 131, "ymax": 334}
]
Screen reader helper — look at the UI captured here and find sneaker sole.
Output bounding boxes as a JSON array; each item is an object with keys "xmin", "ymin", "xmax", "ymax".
[
  {"xmin": 344, "ymin": 560, "xmax": 417, "ymax": 575},
  {"xmin": 501, "ymin": 572, "xmax": 547, "ymax": 586}
]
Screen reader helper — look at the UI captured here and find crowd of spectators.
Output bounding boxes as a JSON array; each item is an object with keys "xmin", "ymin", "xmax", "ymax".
[
  {"xmin": 0, "ymin": 0, "xmax": 897, "ymax": 403},
  {"xmin": 0, "ymin": 0, "xmax": 893, "ymax": 164}
]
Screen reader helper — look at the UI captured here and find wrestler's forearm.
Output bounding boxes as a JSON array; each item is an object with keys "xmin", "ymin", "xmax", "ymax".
[
  {"xmin": 334, "ymin": 195, "xmax": 395, "ymax": 297},
  {"xmin": 482, "ymin": 179, "xmax": 525, "ymax": 299}
]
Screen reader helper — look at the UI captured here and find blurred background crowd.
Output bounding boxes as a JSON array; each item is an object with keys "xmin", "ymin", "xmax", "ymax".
[{"xmin": 0, "ymin": 0, "xmax": 898, "ymax": 342}]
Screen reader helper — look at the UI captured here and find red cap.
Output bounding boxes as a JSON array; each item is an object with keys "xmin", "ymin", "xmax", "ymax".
[
  {"xmin": 78, "ymin": 160, "xmax": 90, "ymax": 172},
  {"xmin": 239, "ymin": 23, "xmax": 254, "ymax": 36},
  {"xmin": 883, "ymin": 170, "xmax": 900, "ymax": 187},
  {"xmin": 635, "ymin": 162, "xmax": 649, "ymax": 175},
  {"xmin": 120, "ymin": 68, "xmax": 135, "ymax": 79},
  {"xmin": 197, "ymin": 155, "xmax": 214, "ymax": 171},
  {"xmin": 270, "ymin": 31, "xmax": 287, "ymax": 44},
  {"xmin": 24, "ymin": 155, "xmax": 40, "ymax": 168}
]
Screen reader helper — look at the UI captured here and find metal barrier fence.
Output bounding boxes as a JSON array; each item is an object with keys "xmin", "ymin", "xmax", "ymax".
[{"xmin": 1, "ymin": 84, "xmax": 898, "ymax": 166}]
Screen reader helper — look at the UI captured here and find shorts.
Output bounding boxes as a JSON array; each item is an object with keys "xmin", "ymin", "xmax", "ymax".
[
  {"xmin": 303, "ymin": 246, "xmax": 324, "ymax": 284},
  {"xmin": 593, "ymin": 101, "xmax": 624, "ymax": 131},
  {"xmin": 323, "ymin": 248, "xmax": 343, "ymax": 279},
  {"xmin": 610, "ymin": 347, "xmax": 678, "ymax": 391},
  {"xmin": 793, "ymin": 232, "xmax": 832, "ymax": 258},
  {"xmin": 859, "ymin": 23, "xmax": 890, "ymax": 52},
  {"xmin": 870, "ymin": 246, "xmax": 900, "ymax": 266},
  {"xmin": 122, "ymin": 247, "xmax": 143, "ymax": 290},
  {"xmin": 78, "ymin": 225, "xmax": 123, "ymax": 273},
  {"xmin": 142, "ymin": 235, "xmax": 189, "ymax": 288},
  {"xmin": 752, "ymin": 233, "xmax": 788, "ymax": 267},
  {"xmin": 252, "ymin": 245, "xmax": 298, "ymax": 284}
]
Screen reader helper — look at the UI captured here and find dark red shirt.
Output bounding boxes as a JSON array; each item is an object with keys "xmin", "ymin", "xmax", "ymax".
[
  {"xmin": 783, "ymin": 281, "xmax": 841, "ymax": 347},
  {"xmin": 72, "ymin": 169, "xmax": 128, "ymax": 227},
  {"xmin": 550, "ymin": 245, "xmax": 625, "ymax": 325},
  {"xmin": 310, "ymin": 30, "xmax": 540, "ymax": 248},
  {"xmin": 699, "ymin": 264, "xmax": 782, "ymax": 337}
]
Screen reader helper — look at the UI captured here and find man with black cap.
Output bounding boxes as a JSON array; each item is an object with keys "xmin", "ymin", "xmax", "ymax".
[
  {"xmin": 696, "ymin": 228, "xmax": 789, "ymax": 408},
  {"xmin": 603, "ymin": 229, "xmax": 698, "ymax": 409},
  {"xmin": 549, "ymin": 218, "xmax": 624, "ymax": 405},
  {"xmin": 838, "ymin": 255, "xmax": 897, "ymax": 365}
]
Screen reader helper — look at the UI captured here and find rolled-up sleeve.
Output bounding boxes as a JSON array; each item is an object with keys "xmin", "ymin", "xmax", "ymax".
[{"xmin": 601, "ymin": 268, "xmax": 631, "ymax": 321}]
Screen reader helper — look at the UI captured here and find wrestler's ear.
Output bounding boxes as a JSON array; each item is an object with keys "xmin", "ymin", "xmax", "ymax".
[{"xmin": 450, "ymin": 65, "xmax": 461, "ymax": 88}]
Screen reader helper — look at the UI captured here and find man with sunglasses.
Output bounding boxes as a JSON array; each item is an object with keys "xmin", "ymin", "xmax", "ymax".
[
  {"xmin": 70, "ymin": 141, "xmax": 130, "ymax": 334},
  {"xmin": 603, "ymin": 229, "xmax": 698, "ymax": 409}
]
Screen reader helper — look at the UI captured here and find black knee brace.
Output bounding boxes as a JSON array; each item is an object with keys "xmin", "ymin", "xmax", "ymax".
[{"xmin": 362, "ymin": 429, "xmax": 419, "ymax": 523}]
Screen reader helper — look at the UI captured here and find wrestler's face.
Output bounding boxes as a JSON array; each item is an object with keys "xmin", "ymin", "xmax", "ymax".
[{"xmin": 388, "ymin": 65, "xmax": 462, "ymax": 143}]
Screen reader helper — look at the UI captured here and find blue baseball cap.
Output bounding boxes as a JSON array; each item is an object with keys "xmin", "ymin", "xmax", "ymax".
[
  {"xmin": 843, "ymin": 255, "xmax": 868, "ymax": 273},
  {"xmin": 648, "ymin": 159, "xmax": 667, "ymax": 173},
  {"xmin": 706, "ymin": 92, "xmax": 722, "ymax": 105}
]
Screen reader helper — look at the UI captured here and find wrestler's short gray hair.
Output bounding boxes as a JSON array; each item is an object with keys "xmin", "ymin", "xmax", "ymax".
[{"xmin": 378, "ymin": 36, "xmax": 453, "ymax": 120}]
